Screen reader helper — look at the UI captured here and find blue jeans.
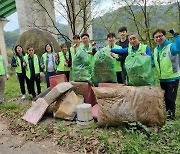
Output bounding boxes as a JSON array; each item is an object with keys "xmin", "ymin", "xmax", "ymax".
[{"xmin": 45, "ymin": 71, "xmax": 56, "ymax": 88}]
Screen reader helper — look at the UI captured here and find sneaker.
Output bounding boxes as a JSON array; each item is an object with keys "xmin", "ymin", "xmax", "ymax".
[
  {"xmin": 166, "ymin": 110, "xmax": 175, "ymax": 120},
  {"xmin": 29, "ymin": 94, "xmax": 33, "ymax": 98},
  {"xmin": 21, "ymin": 95, "xmax": 26, "ymax": 100}
]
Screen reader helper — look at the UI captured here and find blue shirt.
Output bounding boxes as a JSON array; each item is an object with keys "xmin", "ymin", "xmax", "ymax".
[
  {"xmin": 111, "ymin": 44, "xmax": 152, "ymax": 57},
  {"xmin": 111, "ymin": 43, "xmax": 154, "ymax": 66}
]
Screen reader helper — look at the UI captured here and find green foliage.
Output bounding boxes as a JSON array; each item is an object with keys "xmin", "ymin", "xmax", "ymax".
[
  {"xmin": 92, "ymin": 3, "xmax": 179, "ymax": 42},
  {"xmin": 0, "ymin": 101, "xmax": 27, "ymax": 117},
  {"xmin": 4, "ymin": 31, "xmax": 19, "ymax": 49},
  {"xmin": 5, "ymin": 73, "xmax": 22, "ymax": 98}
]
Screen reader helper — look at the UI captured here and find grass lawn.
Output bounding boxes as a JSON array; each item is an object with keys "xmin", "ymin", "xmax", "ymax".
[{"xmin": 0, "ymin": 73, "xmax": 180, "ymax": 154}]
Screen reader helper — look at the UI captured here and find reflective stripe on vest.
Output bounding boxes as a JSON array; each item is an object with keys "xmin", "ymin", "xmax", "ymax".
[
  {"xmin": 154, "ymin": 44, "xmax": 180, "ymax": 79},
  {"xmin": 42, "ymin": 52, "xmax": 57, "ymax": 72},
  {"xmin": 57, "ymin": 52, "xmax": 70, "ymax": 71},
  {"xmin": 128, "ymin": 43, "xmax": 147, "ymax": 55},
  {"xmin": 25, "ymin": 54, "xmax": 40, "ymax": 79},
  {"xmin": 105, "ymin": 44, "xmax": 122, "ymax": 72},
  {"xmin": 0, "ymin": 55, "xmax": 5, "ymax": 75}
]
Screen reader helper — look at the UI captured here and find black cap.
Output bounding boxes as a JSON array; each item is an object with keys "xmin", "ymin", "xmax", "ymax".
[{"xmin": 118, "ymin": 26, "xmax": 127, "ymax": 33}]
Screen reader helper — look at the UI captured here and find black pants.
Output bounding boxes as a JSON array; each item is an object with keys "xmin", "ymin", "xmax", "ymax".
[
  {"xmin": 30, "ymin": 75, "xmax": 41, "ymax": 97},
  {"xmin": 17, "ymin": 73, "xmax": 31, "ymax": 95},
  {"xmin": 56, "ymin": 71, "xmax": 70, "ymax": 81},
  {"xmin": 116, "ymin": 72, "xmax": 123, "ymax": 84},
  {"xmin": 160, "ymin": 80, "xmax": 179, "ymax": 118},
  {"xmin": 121, "ymin": 65, "xmax": 127, "ymax": 84}
]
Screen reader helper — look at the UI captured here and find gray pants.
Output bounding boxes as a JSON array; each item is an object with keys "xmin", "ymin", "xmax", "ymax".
[{"xmin": 0, "ymin": 75, "xmax": 5, "ymax": 102}]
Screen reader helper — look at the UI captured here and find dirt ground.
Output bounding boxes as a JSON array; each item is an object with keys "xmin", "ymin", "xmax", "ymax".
[{"xmin": 0, "ymin": 120, "xmax": 69, "ymax": 154}]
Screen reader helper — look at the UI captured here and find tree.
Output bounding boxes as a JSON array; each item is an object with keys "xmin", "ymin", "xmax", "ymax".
[
  {"xmin": 98, "ymin": 11, "xmax": 122, "ymax": 33},
  {"xmin": 114, "ymin": 0, "xmax": 180, "ymax": 48},
  {"xmin": 65, "ymin": 0, "xmax": 92, "ymax": 38},
  {"xmin": 32, "ymin": 0, "xmax": 71, "ymax": 41},
  {"xmin": 31, "ymin": 0, "xmax": 102, "ymax": 41},
  {"xmin": 113, "ymin": 0, "xmax": 167, "ymax": 49},
  {"xmin": 165, "ymin": 0, "xmax": 180, "ymax": 31},
  {"xmin": 56, "ymin": 0, "xmax": 101, "ymax": 39},
  {"xmin": 177, "ymin": 0, "xmax": 180, "ymax": 31}
]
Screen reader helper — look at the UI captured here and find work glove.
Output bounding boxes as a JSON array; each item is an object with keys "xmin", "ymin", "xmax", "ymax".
[{"xmin": 168, "ymin": 29, "xmax": 179, "ymax": 37}]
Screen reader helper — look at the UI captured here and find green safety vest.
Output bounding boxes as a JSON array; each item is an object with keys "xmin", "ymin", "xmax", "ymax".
[
  {"xmin": 80, "ymin": 43, "xmax": 94, "ymax": 66},
  {"xmin": 104, "ymin": 44, "xmax": 122, "ymax": 72},
  {"xmin": 0, "ymin": 55, "xmax": 5, "ymax": 76},
  {"xmin": 57, "ymin": 52, "xmax": 70, "ymax": 72},
  {"xmin": 70, "ymin": 45, "xmax": 81, "ymax": 61},
  {"xmin": 25, "ymin": 54, "xmax": 40, "ymax": 79},
  {"xmin": 42, "ymin": 52, "xmax": 57, "ymax": 72},
  {"xmin": 14, "ymin": 56, "xmax": 24, "ymax": 73},
  {"xmin": 70, "ymin": 46, "xmax": 75, "ymax": 61},
  {"xmin": 154, "ymin": 44, "xmax": 180, "ymax": 79},
  {"xmin": 128, "ymin": 43, "xmax": 147, "ymax": 55}
]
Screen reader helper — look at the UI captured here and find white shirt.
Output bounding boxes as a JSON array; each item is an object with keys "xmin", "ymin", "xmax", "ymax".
[{"xmin": 47, "ymin": 53, "xmax": 54, "ymax": 72}]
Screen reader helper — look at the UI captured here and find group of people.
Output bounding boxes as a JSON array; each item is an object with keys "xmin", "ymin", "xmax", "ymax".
[
  {"xmin": 111, "ymin": 27, "xmax": 180, "ymax": 120},
  {"xmin": 112, "ymin": 28, "xmax": 180, "ymax": 120},
  {"xmin": 9, "ymin": 34, "xmax": 95, "ymax": 100},
  {"xmin": 10, "ymin": 43, "xmax": 69, "ymax": 99},
  {"xmin": 0, "ymin": 26, "xmax": 179, "ymax": 120}
]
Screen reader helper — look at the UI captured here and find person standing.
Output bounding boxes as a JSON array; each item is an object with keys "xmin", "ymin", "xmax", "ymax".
[
  {"xmin": 0, "ymin": 50, "xmax": 9, "ymax": 102},
  {"xmin": 41, "ymin": 44, "xmax": 58, "ymax": 88},
  {"xmin": 111, "ymin": 33, "xmax": 153, "ymax": 86},
  {"xmin": 80, "ymin": 33, "xmax": 97, "ymax": 66},
  {"xmin": 111, "ymin": 33, "xmax": 153, "ymax": 59},
  {"xmin": 153, "ymin": 29, "xmax": 180, "ymax": 120},
  {"xmin": 68, "ymin": 35, "xmax": 81, "ymax": 80},
  {"xmin": 56, "ymin": 43, "xmax": 72, "ymax": 81},
  {"xmin": 25, "ymin": 46, "xmax": 42, "ymax": 98},
  {"xmin": 104, "ymin": 32, "xmax": 123, "ymax": 83},
  {"xmin": 11, "ymin": 45, "xmax": 31, "ymax": 100},
  {"xmin": 70, "ymin": 35, "xmax": 81, "ymax": 62},
  {"xmin": 116, "ymin": 26, "xmax": 129, "ymax": 83},
  {"xmin": 116, "ymin": 27, "xmax": 129, "ymax": 48}
]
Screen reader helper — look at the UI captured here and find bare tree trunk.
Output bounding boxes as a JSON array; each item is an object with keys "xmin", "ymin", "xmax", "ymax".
[
  {"xmin": 141, "ymin": 0, "xmax": 152, "ymax": 49},
  {"xmin": 177, "ymin": 0, "xmax": 180, "ymax": 31},
  {"xmin": 124, "ymin": 3, "xmax": 145, "ymax": 42},
  {"xmin": 32, "ymin": 0, "xmax": 98, "ymax": 41}
]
